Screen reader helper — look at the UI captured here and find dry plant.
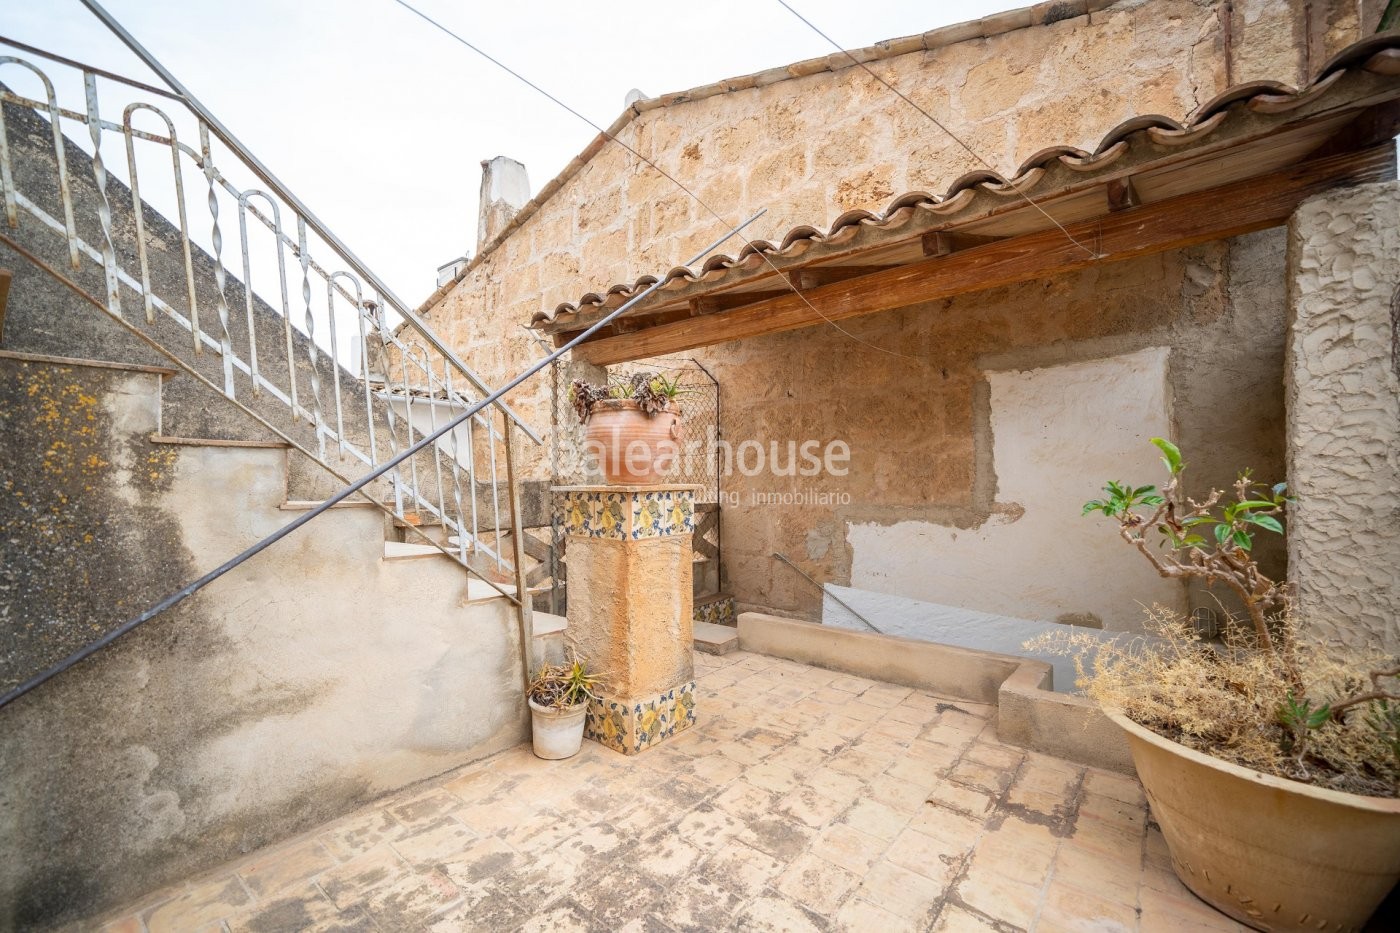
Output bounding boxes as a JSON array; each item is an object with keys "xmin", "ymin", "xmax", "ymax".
[
  {"xmin": 527, "ymin": 652, "xmax": 603, "ymax": 710},
  {"xmin": 1034, "ymin": 439, "xmax": 1400, "ymax": 797},
  {"xmin": 1028, "ymin": 608, "xmax": 1399, "ymax": 796},
  {"xmin": 568, "ymin": 371, "xmax": 688, "ymax": 422}
]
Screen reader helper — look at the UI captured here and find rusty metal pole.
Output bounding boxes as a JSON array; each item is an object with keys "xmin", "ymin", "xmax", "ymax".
[{"xmin": 504, "ymin": 414, "xmax": 534, "ymax": 693}]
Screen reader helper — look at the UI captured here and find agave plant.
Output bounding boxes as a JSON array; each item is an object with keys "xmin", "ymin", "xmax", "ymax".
[{"xmin": 527, "ymin": 652, "xmax": 603, "ymax": 709}]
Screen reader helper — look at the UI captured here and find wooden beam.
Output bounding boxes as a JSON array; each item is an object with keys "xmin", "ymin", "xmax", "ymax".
[
  {"xmin": 921, "ymin": 231, "xmax": 1004, "ymax": 257},
  {"xmin": 1106, "ymin": 177, "xmax": 1140, "ymax": 212},
  {"xmin": 687, "ymin": 291, "xmax": 788, "ymax": 315},
  {"xmin": 786, "ymin": 265, "xmax": 898, "ymax": 290},
  {"xmin": 1304, "ymin": 100, "xmax": 1400, "ymax": 161},
  {"xmin": 571, "ymin": 143, "xmax": 1395, "ymax": 366}
]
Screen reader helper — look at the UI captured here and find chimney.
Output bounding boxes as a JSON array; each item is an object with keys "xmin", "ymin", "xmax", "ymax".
[{"xmin": 477, "ymin": 156, "xmax": 530, "ymax": 253}]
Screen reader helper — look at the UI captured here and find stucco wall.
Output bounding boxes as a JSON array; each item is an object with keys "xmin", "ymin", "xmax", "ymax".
[
  {"xmin": 694, "ymin": 233, "xmax": 1288, "ymax": 621},
  {"xmin": 1286, "ymin": 180, "xmax": 1400, "ymax": 655},
  {"xmin": 0, "ymin": 357, "xmax": 528, "ymax": 930}
]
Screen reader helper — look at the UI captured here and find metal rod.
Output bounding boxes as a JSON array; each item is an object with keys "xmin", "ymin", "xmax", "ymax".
[
  {"xmin": 74, "ymin": 0, "xmax": 543, "ymax": 444},
  {"xmin": 772, "ymin": 552, "xmax": 881, "ymax": 633},
  {"xmin": 504, "ymin": 415, "xmax": 534, "ymax": 691},
  {"xmin": 0, "ymin": 211, "xmax": 764, "ymax": 710}
]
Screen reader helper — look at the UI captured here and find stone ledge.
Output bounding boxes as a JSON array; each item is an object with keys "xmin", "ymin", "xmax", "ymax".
[
  {"xmin": 737, "ymin": 611, "xmax": 1132, "ymax": 773},
  {"xmin": 0, "ymin": 349, "xmax": 179, "ymax": 377},
  {"xmin": 694, "ymin": 620, "xmax": 739, "ymax": 655}
]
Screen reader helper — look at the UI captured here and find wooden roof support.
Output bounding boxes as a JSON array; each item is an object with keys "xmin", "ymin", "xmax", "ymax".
[
  {"xmin": 569, "ymin": 142, "xmax": 1395, "ymax": 366},
  {"xmin": 1106, "ymin": 177, "xmax": 1140, "ymax": 212},
  {"xmin": 685, "ymin": 291, "xmax": 789, "ymax": 316},
  {"xmin": 921, "ymin": 231, "xmax": 1004, "ymax": 256},
  {"xmin": 786, "ymin": 265, "xmax": 898, "ymax": 290}
]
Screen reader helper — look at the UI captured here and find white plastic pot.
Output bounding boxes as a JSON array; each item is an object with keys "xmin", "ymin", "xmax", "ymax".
[{"xmin": 528, "ymin": 699, "xmax": 588, "ymax": 760}]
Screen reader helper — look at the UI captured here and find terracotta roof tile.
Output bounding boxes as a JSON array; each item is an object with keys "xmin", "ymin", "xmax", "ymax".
[{"xmin": 530, "ymin": 32, "xmax": 1400, "ymax": 328}]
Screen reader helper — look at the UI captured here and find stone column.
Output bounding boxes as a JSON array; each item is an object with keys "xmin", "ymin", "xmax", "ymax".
[
  {"xmin": 1286, "ymin": 179, "xmax": 1400, "ymax": 655},
  {"xmin": 555, "ymin": 484, "xmax": 699, "ymax": 754}
]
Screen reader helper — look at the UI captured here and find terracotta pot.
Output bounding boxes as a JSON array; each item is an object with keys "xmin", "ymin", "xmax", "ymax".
[
  {"xmin": 1107, "ymin": 710, "xmax": 1400, "ymax": 932},
  {"xmin": 583, "ymin": 398, "xmax": 683, "ymax": 484}
]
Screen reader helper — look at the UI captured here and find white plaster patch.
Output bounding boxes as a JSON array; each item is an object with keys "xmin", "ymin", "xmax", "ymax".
[
  {"xmin": 848, "ymin": 346, "xmax": 1186, "ymax": 630},
  {"xmin": 101, "ymin": 372, "xmax": 162, "ymax": 506}
]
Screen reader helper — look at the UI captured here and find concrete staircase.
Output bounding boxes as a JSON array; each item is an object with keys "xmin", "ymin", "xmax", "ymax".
[{"xmin": 0, "ymin": 348, "xmax": 536, "ymax": 929}]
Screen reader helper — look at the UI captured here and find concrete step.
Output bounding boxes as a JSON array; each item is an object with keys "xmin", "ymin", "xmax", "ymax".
[
  {"xmin": 533, "ymin": 611, "xmax": 567, "ymax": 665},
  {"xmin": 694, "ymin": 620, "xmax": 739, "ymax": 655},
  {"xmin": 150, "ymin": 434, "xmax": 290, "ymax": 449},
  {"xmin": 382, "ymin": 541, "xmax": 448, "ymax": 561},
  {"xmin": 278, "ymin": 499, "xmax": 380, "ymax": 511}
]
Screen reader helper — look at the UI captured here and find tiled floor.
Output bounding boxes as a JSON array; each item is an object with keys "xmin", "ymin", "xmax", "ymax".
[{"xmin": 97, "ymin": 650, "xmax": 1248, "ymax": 933}]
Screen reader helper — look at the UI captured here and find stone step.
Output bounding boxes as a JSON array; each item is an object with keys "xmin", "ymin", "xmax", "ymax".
[
  {"xmin": 694, "ymin": 620, "xmax": 739, "ymax": 655},
  {"xmin": 694, "ymin": 592, "xmax": 736, "ymax": 627}
]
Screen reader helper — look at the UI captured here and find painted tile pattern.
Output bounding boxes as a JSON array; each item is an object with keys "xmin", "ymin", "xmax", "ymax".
[
  {"xmin": 562, "ymin": 489, "xmax": 695, "ymax": 541},
  {"xmin": 584, "ymin": 681, "xmax": 697, "ymax": 755},
  {"xmin": 694, "ymin": 594, "xmax": 736, "ymax": 627}
]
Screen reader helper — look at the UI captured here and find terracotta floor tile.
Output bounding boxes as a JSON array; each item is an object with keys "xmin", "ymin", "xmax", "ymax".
[
  {"xmin": 776, "ymin": 850, "xmax": 863, "ymax": 914},
  {"xmin": 237, "ymin": 838, "xmax": 339, "ymax": 900},
  {"xmin": 96, "ymin": 652, "xmax": 1248, "ymax": 933},
  {"xmin": 143, "ymin": 877, "xmax": 250, "ymax": 933}
]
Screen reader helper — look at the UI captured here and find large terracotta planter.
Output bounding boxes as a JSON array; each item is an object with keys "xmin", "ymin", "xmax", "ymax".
[
  {"xmin": 583, "ymin": 399, "xmax": 682, "ymax": 484},
  {"xmin": 1108, "ymin": 710, "xmax": 1400, "ymax": 932}
]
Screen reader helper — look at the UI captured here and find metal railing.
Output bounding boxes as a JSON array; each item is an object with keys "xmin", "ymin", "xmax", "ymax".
[
  {"xmin": 0, "ymin": 5, "xmax": 764, "ymax": 712},
  {"xmin": 0, "ymin": 35, "xmax": 537, "ymax": 577}
]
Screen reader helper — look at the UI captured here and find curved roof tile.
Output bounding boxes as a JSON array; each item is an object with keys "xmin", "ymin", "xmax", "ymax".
[{"xmin": 532, "ymin": 32, "xmax": 1400, "ymax": 327}]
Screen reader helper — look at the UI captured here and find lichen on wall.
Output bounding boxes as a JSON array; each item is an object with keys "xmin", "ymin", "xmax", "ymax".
[{"xmin": 1286, "ymin": 180, "xmax": 1400, "ymax": 655}]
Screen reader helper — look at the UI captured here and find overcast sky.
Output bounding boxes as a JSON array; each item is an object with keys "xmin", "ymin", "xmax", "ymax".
[{"xmin": 3, "ymin": 0, "xmax": 1011, "ymax": 305}]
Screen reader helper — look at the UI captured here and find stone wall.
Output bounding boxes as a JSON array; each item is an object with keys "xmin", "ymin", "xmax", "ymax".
[
  {"xmin": 427, "ymin": 0, "xmax": 1376, "ymax": 620},
  {"xmin": 695, "ymin": 233, "xmax": 1290, "ymax": 623},
  {"xmin": 1286, "ymin": 180, "xmax": 1400, "ymax": 655}
]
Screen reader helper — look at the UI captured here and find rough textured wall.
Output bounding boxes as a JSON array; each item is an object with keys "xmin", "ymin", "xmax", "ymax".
[
  {"xmin": 428, "ymin": 0, "xmax": 1377, "ymax": 484},
  {"xmin": 1286, "ymin": 180, "xmax": 1400, "ymax": 655},
  {"xmin": 694, "ymin": 232, "xmax": 1288, "ymax": 620},
  {"xmin": 845, "ymin": 347, "xmax": 1184, "ymax": 629},
  {"xmin": 0, "ymin": 359, "xmax": 528, "ymax": 930}
]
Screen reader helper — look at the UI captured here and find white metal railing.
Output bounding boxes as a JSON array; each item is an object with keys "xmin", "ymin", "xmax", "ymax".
[{"xmin": 0, "ymin": 38, "xmax": 535, "ymax": 575}]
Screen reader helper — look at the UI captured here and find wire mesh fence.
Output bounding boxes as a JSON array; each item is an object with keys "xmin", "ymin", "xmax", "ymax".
[
  {"xmin": 540, "ymin": 357, "xmax": 723, "ymax": 613},
  {"xmin": 551, "ymin": 357, "xmax": 720, "ymax": 503}
]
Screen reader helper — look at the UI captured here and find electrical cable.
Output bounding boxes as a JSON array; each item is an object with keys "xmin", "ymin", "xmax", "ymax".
[
  {"xmin": 776, "ymin": 0, "xmax": 1101, "ymax": 260},
  {"xmin": 389, "ymin": 0, "xmax": 924, "ymax": 360}
]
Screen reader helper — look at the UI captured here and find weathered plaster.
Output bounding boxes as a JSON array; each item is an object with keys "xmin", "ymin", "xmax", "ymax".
[
  {"xmin": 695, "ymin": 237, "xmax": 1285, "ymax": 622},
  {"xmin": 0, "ymin": 360, "xmax": 527, "ymax": 929},
  {"xmin": 1286, "ymin": 180, "xmax": 1400, "ymax": 654},
  {"xmin": 846, "ymin": 347, "xmax": 1183, "ymax": 629}
]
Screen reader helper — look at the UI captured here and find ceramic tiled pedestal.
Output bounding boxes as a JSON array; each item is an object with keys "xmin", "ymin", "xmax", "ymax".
[{"xmin": 555, "ymin": 484, "xmax": 700, "ymax": 754}]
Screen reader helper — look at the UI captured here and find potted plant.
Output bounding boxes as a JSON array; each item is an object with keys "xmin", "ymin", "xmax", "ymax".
[
  {"xmin": 527, "ymin": 652, "xmax": 602, "ymax": 760},
  {"xmin": 1034, "ymin": 439, "xmax": 1400, "ymax": 932},
  {"xmin": 569, "ymin": 371, "xmax": 687, "ymax": 484}
]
